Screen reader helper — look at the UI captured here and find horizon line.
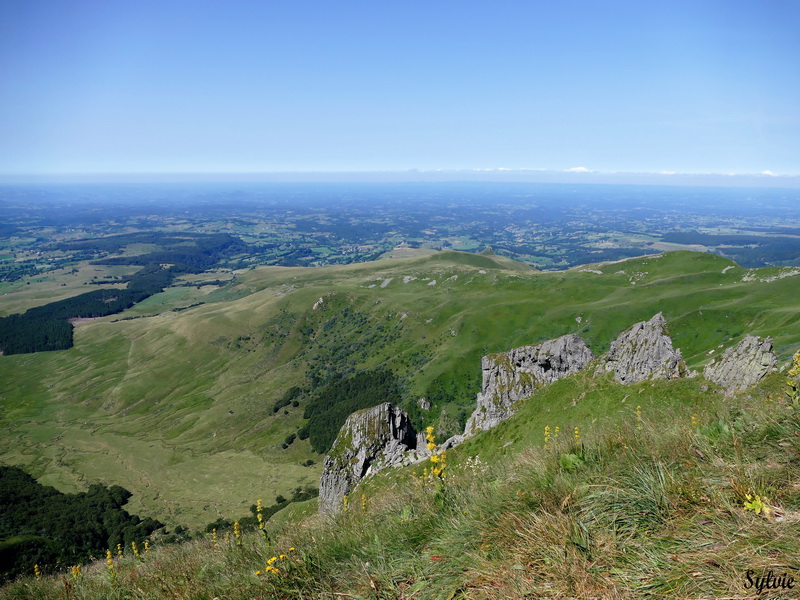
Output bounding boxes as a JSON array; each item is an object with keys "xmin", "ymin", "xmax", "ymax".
[{"xmin": 1, "ymin": 169, "xmax": 799, "ymax": 188}]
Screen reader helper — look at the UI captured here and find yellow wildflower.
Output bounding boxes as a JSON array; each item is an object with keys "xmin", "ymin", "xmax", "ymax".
[
  {"xmin": 106, "ymin": 550, "xmax": 116, "ymax": 582},
  {"xmin": 257, "ymin": 499, "xmax": 264, "ymax": 530}
]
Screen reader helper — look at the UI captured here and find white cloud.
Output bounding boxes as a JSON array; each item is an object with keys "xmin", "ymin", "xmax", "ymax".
[
  {"xmin": 659, "ymin": 171, "xmax": 677, "ymax": 175},
  {"xmin": 566, "ymin": 166, "xmax": 591, "ymax": 173},
  {"xmin": 761, "ymin": 170, "xmax": 777, "ymax": 176}
]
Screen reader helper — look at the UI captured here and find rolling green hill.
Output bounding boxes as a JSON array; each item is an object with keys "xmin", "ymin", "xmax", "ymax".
[{"xmin": 1, "ymin": 249, "xmax": 799, "ymax": 530}]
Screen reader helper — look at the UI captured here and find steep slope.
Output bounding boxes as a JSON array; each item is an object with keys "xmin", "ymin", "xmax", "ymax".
[{"xmin": 5, "ymin": 346, "xmax": 797, "ymax": 600}]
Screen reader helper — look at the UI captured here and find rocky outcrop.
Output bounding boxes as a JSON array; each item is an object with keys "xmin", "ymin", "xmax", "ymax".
[
  {"xmin": 465, "ymin": 334, "xmax": 594, "ymax": 434},
  {"xmin": 703, "ymin": 335, "xmax": 777, "ymax": 394},
  {"xmin": 319, "ymin": 403, "xmax": 419, "ymax": 514},
  {"xmin": 597, "ymin": 313, "xmax": 689, "ymax": 384}
]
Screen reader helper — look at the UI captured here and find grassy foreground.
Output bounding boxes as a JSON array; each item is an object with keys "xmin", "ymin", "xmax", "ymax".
[{"xmin": 3, "ymin": 365, "xmax": 798, "ymax": 599}]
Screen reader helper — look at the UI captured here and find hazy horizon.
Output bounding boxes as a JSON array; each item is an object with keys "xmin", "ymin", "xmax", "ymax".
[{"xmin": 1, "ymin": 169, "xmax": 799, "ymax": 190}]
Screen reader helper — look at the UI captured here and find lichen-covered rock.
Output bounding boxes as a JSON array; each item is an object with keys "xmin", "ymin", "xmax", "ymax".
[
  {"xmin": 465, "ymin": 334, "xmax": 594, "ymax": 434},
  {"xmin": 598, "ymin": 312, "xmax": 688, "ymax": 383},
  {"xmin": 319, "ymin": 403, "xmax": 418, "ymax": 514},
  {"xmin": 703, "ymin": 335, "xmax": 777, "ymax": 394}
]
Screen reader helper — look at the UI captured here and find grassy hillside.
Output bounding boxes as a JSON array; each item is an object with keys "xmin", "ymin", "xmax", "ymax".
[
  {"xmin": 3, "ymin": 361, "xmax": 798, "ymax": 599},
  {"xmin": 1, "ymin": 250, "xmax": 800, "ymax": 529}
]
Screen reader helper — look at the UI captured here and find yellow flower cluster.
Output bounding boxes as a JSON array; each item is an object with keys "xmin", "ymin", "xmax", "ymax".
[
  {"xmin": 255, "ymin": 547, "xmax": 295, "ymax": 576},
  {"xmin": 131, "ymin": 541, "xmax": 140, "ymax": 558},
  {"xmin": 257, "ymin": 499, "xmax": 264, "ymax": 531},
  {"xmin": 144, "ymin": 540, "xmax": 150, "ymax": 553},
  {"xmin": 234, "ymin": 521, "xmax": 242, "ymax": 546},
  {"xmin": 71, "ymin": 564, "xmax": 82, "ymax": 579},
  {"xmin": 106, "ymin": 550, "xmax": 116, "ymax": 582},
  {"xmin": 544, "ymin": 425, "xmax": 563, "ymax": 449},
  {"xmin": 574, "ymin": 426, "xmax": 580, "ymax": 443},
  {"xmin": 116, "ymin": 543, "xmax": 124, "ymax": 558},
  {"xmin": 425, "ymin": 426, "xmax": 446, "ymax": 479},
  {"xmin": 33, "ymin": 564, "xmax": 40, "ymax": 579}
]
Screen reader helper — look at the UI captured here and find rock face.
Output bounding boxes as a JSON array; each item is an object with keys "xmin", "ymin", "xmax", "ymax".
[
  {"xmin": 703, "ymin": 335, "xmax": 777, "ymax": 394},
  {"xmin": 319, "ymin": 403, "xmax": 419, "ymax": 514},
  {"xmin": 465, "ymin": 334, "xmax": 594, "ymax": 434},
  {"xmin": 598, "ymin": 312, "xmax": 688, "ymax": 383}
]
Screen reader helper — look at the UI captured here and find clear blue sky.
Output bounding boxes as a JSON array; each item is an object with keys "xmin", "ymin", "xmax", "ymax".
[{"xmin": 1, "ymin": 0, "xmax": 799, "ymax": 178}]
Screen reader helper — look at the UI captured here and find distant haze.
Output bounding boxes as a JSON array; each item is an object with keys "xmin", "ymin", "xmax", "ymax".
[{"xmin": 1, "ymin": 170, "xmax": 799, "ymax": 189}]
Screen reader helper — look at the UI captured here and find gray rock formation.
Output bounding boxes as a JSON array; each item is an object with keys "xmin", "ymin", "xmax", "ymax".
[
  {"xmin": 465, "ymin": 334, "xmax": 594, "ymax": 434},
  {"xmin": 703, "ymin": 335, "xmax": 777, "ymax": 394},
  {"xmin": 319, "ymin": 402, "xmax": 419, "ymax": 514},
  {"xmin": 598, "ymin": 312, "xmax": 688, "ymax": 383}
]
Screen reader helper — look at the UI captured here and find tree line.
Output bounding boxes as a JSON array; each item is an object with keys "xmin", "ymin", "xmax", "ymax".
[
  {"xmin": 0, "ymin": 466, "xmax": 164, "ymax": 582},
  {"xmin": 0, "ymin": 234, "xmax": 246, "ymax": 355}
]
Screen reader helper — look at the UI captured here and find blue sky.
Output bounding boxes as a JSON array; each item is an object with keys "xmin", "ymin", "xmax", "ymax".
[{"xmin": 1, "ymin": 0, "xmax": 799, "ymax": 179}]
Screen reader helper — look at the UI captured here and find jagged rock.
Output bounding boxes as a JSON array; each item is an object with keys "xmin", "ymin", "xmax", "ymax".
[
  {"xmin": 703, "ymin": 335, "xmax": 777, "ymax": 394},
  {"xmin": 465, "ymin": 334, "xmax": 594, "ymax": 434},
  {"xmin": 319, "ymin": 403, "xmax": 418, "ymax": 514},
  {"xmin": 598, "ymin": 312, "xmax": 688, "ymax": 383}
]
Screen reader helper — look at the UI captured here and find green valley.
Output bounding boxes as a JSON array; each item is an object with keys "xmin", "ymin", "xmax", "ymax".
[{"xmin": 2, "ymin": 249, "xmax": 799, "ymax": 532}]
